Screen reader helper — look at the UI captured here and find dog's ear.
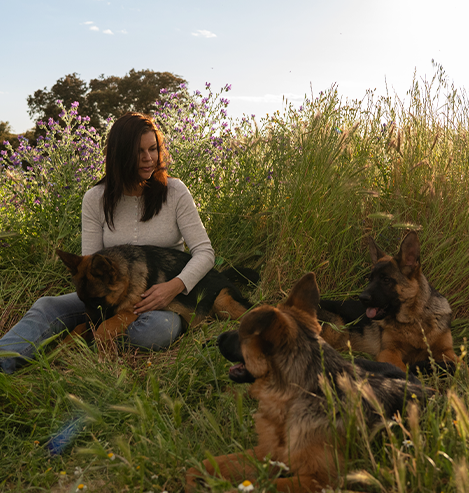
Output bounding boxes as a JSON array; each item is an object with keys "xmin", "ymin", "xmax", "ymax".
[
  {"xmin": 242, "ymin": 307, "xmax": 278, "ymax": 337},
  {"xmin": 367, "ymin": 236, "xmax": 388, "ymax": 264},
  {"xmin": 238, "ymin": 307, "xmax": 280, "ymax": 376},
  {"xmin": 242, "ymin": 307, "xmax": 292, "ymax": 353},
  {"xmin": 396, "ymin": 231, "xmax": 420, "ymax": 276},
  {"xmin": 90, "ymin": 254, "xmax": 120, "ymax": 283},
  {"xmin": 283, "ymin": 272, "xmax": 320, "ymax": 314},
  {"xmin": 56, "ymin": 249, "xmax": 83, "ymax": 276}
]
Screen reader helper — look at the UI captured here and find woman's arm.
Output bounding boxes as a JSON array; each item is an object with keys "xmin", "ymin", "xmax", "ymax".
[
  {"xmin": 133, "ymin": 181, "xmax": 215, "ymax": 313},
  {"xmin": 172, "ymin": 181, "xmax": 215, "ymax": 293},
  {"xmin": 133, "ymin": 180, "xmax": 215, "ymax": 313},
  {"xmin": 81, "ymin": 186, "xmax": 105, "ymax": 255}
]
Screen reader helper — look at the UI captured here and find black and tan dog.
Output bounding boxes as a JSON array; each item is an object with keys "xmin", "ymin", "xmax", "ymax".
[
  {"xmin": 186, "ymin": 273, "xmax": 429, "ymax": 492},
  {"xmin": 318, "ymin": 231, "xmax": 457, "ymax": 371},
  {"xmin": 57, "ymin": 245, "xmax": 257, "ymax": 351}
]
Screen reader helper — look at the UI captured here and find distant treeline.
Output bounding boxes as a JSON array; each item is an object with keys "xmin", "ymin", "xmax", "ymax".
[{"xmin": 1, "ymin": 68, "xmax": 186, "ymax": 151}]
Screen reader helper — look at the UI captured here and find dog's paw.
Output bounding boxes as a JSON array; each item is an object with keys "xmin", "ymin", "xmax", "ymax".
[{"xmin": 185, "ymin": 469, "xmax": 207, "ymax": 492}]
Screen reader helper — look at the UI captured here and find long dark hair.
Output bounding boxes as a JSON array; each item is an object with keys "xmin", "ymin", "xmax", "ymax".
[{"xmin": 98, "ymin": 112, "xmax": 170, "ymax": 229}]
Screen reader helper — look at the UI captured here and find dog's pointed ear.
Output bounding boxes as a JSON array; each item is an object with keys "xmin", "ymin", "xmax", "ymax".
[
  {"xmin": 56, "ymin": 249, "xmax": 83, "ymax": 276},
  {"xmin": 243, "ymin": 306, "xmax": 292, "ymax": 353},
  {"xmin": 90, "ymin": 254, "xmax": 119, "ymax": 283},
  {"xmin": 396, "ymin": 231, "xmax": 420, "ymax": 276},
  {"xmin": 368, "ymin": 236, "xmax": 387, "ymax": 264},
  {"xmin": 283, "ymin": 272, "xmax": 320, "ymax": 314},
  {"xmin": 245, "ymin": 308, "xmax": 279, "ymax": 337}
]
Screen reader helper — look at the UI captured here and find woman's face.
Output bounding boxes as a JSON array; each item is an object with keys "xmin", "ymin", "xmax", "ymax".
[{"xmin": 137, "ymin": 131, "xmax": 159, "ymax": 181}]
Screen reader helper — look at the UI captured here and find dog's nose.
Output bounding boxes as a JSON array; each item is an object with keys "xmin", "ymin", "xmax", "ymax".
[
  {"xmin": 217, "ymin": 330, "xmax": 232, "ymax": 346},
  {"xmin": 359, "ymin": 291, "xmax": 372, "ymax": 304}
]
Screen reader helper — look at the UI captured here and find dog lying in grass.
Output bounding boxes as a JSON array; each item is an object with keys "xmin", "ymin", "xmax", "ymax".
[
  {"xmin": 186, "ymin": 272, "xmax": 430, "ymax": 492},
  {"xmin": 319, "ymin": 231, "xmax": 457, "ymax": 372},
  {"xmin": 57, "ymin": 245, "xmax": 257, "ymax": 354}
]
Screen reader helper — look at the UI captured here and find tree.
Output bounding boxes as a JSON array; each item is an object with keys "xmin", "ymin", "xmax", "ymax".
[
  {"xmin": 26, "ymin": 69, "xmax": 187, "ymax": 137},
  {"xmin": 27, "ymin": 73, "xmax": 92, "ymax": 127},
  {"xmin": 88, "ymin": 69, "xmax": 186, "ymax": 124}
]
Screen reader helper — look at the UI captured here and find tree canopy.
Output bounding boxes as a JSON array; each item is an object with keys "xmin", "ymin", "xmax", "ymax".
[{"xmin": 27, "ymin": 69, "xmax": 186, "ymax": 136}]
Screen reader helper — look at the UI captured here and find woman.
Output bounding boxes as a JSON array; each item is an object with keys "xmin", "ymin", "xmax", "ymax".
[{"xmin": 0, "ymin": 113, "xmax": 215, "ymax": 374}]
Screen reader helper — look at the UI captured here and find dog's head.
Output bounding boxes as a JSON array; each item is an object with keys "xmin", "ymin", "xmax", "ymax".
[
  {"xmin": 217, "ymin": 272, "xmax": 322, "ymax": 384},
  {"xmin": 57, "ymin": 249, "xmax": 122, "ymax": 317},
  {"xmin": 358, "ymin": 231, "xmax": 421, "ymax": 320}
]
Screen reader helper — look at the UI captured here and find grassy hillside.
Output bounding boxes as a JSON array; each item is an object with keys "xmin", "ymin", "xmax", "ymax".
[{"xmin": 1, "ymin": 72, "xmax": 469, "ymax": 492}]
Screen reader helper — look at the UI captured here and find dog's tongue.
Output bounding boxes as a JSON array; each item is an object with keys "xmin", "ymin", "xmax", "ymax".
[
  {"xmin": 229, "ymin": 362, "xmax": 247, "ymax": 381},
  {"xmin": 366, "ymin": 307, "xmax": 378, "ymax": 319}
]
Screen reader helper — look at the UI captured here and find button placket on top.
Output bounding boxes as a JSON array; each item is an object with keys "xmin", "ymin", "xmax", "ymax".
[{"xmin": 133, "ymin": 196, "xmax": 138, "ymax": 244}]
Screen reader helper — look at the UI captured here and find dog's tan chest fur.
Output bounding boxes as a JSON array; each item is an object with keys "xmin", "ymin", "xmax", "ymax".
[
  {"xmin": 378, "ymin": 308, "xmax": 453, "ymax": 362},
  {"xmin": 251, "ymin": 383, "xmax": 291, "ymax": 457}
]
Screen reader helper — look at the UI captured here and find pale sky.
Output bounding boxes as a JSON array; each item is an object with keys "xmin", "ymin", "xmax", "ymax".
[{"xmin": 1, "ymin": 0, "xmax": 468, "ymax": 133}]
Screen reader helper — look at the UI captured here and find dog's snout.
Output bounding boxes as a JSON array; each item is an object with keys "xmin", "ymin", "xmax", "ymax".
[
  {"xmin": 216, "ymin": 331, "xmax": 228, "ymax": 346},
  {"xmin": 217, "ymin": 330, "xmax": 243, "ymax": 364},
  {"xmin": 359, "ymin": 291, "xmax": 371, "ymax": 304}
]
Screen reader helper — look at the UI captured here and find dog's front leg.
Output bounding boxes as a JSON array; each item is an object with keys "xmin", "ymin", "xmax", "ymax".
[
  {"xmin": 432, "ymin": 331, "xmax": 458, "ymax": 364},
  {"xmin": 273, "ymin": 475, "xmax": 328, "ymax": 493},
  {"xmin": 186, "ymin": 454, "xmax": 331, "ymax": 493},
  {"xmin": 94, "ymin": 311, "xmax": 138, "ymax": 357},
  {"xmin": 62, "ymin": 322, "xmax": 89, "ymax": 345},
  {"xmin": 185, "ymin": 449, "xmax": 258, "ymax": 492},
  {"xmin": 376, "ymin": 349, "xmax": 406, "ymax": 371}
]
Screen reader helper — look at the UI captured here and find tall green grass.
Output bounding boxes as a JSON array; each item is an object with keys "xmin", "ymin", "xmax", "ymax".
[{"xmin": 1, "ymin": 70, "xmax": 469, "ymax": 491}]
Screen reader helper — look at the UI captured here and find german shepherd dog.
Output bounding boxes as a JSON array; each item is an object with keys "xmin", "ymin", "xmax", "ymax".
[
  {"xmin": 56, "ymin": 245, "xmax": 257, "ymax": 351},
  {"xmin": 186, "ymin": 273, "xmax": 429, "ymax": 492},
  {"xmin": 318, "ymin": 231, "xmax": 457, "ymax": 371}
]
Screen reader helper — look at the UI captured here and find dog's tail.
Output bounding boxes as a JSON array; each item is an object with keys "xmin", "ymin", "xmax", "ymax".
[{"xmin": 221, "ymin": 267, "xmax": 260, "ymax": 287}]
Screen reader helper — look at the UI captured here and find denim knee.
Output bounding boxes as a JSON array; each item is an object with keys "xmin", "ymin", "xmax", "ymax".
[
  {"xmin": 30, "ymin": 296, "xmax": 61, "ymax": 326},
  {"xmin": 125, "ymin": 311, "xmax": 184, "ymax": 350},
  {"xmin": 27, "ymin": 294, "xmax": 86, "ymax": 333}
]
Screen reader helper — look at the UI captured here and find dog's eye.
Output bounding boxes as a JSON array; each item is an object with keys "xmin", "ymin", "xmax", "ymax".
[{"xmin": 382, "ymin": 276, "xmax": 391, "ymax": 283}]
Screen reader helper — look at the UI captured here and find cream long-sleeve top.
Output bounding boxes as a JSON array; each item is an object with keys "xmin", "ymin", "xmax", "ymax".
[{"xmin": 81, "ymin": 177, "xmax": 215, "ymax": 294}]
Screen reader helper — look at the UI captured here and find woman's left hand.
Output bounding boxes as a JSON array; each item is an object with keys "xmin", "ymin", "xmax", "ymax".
[{"xmin": 134, "ymin": 278, "xmax": 185, "ymax": 314}]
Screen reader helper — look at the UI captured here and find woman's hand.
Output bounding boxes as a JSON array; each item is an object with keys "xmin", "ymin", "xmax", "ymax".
[{"xmin": 133, "ymin": 278, "xmax": 185, "ymax": 314}]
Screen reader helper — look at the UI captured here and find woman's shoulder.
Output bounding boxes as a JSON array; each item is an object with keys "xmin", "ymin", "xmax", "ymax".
[
  {"xmin": 167, "ymin": 177, "xmax": 190, "ymax": 195},
  {"xmin": 83, "ymin": 182, "xmax": 105, "ymax": 203}
]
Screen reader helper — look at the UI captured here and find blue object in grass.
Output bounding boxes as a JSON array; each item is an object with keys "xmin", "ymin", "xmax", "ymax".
[{"xmin": 47, "ymin": 417, "xmax": 82, "ymax": 455}]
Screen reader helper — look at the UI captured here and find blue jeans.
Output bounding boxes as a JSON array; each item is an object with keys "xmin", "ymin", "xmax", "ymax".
[{"xmin": 0, "ymin": 292, "xmax": 184, "ymax": 374}]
